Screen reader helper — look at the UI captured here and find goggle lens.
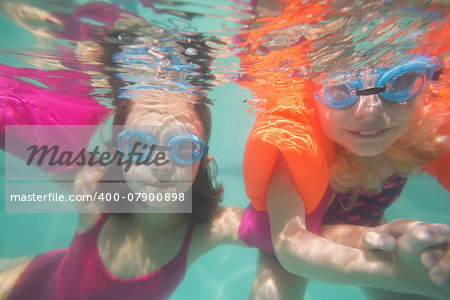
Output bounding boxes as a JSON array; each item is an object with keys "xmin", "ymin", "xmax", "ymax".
[
  {"xmin": 380, "ymin": 71, "xmax": 426, "ymax": 102},
  {"xmin": 117, "ymin": 131, "xmax": 155, "ymax": 162},
  {"xmin": 172, "ymin": 140, "xmax": 196, "ymax": 161},
  {"xmin": 167, "ymin": 134, "xmax": 205, "ymax": 165},
  {"xmin": 325, "ymin": 84, "xmax": 352, "ymax": 101}
]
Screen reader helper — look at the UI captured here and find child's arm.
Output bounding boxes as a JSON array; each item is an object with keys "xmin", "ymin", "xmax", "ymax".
[
  {"xmin": 320, "ymin": 224, "xmax": 374, "ymax": 249},
  {"xmin": 249, "ymin": 251, "xmax": 307, "ymax": 300},
  {"xmin": 186, "ymin": 206, "xmax": 247, "ymax": 266},
  {"xmin": 267, "ymin": 155, "xmax": 450, "ymax": 298},
  {"xmin": 200, "ymin": 206, "xmax": 247, "ymax": 248}
]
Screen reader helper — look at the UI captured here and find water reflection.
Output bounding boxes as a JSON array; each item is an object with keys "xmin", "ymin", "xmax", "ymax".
[{"xmin": 0, "ymin": 0, "xmax": 251, "ymax": 108}]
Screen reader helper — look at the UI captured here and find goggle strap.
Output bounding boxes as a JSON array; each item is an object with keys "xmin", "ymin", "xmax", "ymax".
[
  {"xmin": 154, "ymin": 145, "xmax": 172, "ymax": 151},
  {"xmin": 355, "ymin": 86, "xmax": 386, "ymax": 96},
  {"xmin": 431, "ymin": 69, "xmax": 442, "ymax": 81}
]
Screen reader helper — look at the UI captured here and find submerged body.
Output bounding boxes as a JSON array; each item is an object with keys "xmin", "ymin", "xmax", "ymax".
[
  {"xmin": 237, "ymin": 0, "xmax": 450, "ymax": 298},
  {"xmin": 0, "ymin": 3, "xmax": 246, "ymax": 297},
  {"xmin": 1, "ymin": 93, "xmax": 245, "ymax": 300},
  {"xmin": 7, "ymin": 209, "xmax": 242, "ymax": 300}
]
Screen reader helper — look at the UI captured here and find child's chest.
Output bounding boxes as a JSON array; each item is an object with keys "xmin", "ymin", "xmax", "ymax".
[{"xmin": 96, "ymin": 220, "xmax": 189, "ymax": 279}]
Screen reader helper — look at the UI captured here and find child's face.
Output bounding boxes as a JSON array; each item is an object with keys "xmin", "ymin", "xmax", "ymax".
[
  {"xmin": 316, "ymin": 73, "xmax": 424, "ymax": 156},
  {"xmin": 121, "ymin": 99, "xmax": 205, "ymax": 204}
]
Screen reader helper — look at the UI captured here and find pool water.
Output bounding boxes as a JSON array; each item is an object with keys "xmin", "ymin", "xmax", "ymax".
[{"xmin": 1, "ymin": 1, "xmax": 449, "ymax": 299}]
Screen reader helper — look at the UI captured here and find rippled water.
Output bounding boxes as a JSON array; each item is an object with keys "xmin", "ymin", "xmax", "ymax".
[
  {"xmin": 0, "ymin": 0, "xmax": 251, "ymax": 107},
  {"xmin": 1, "ymin": 0, "xmax": 449, "ymax": 299}
]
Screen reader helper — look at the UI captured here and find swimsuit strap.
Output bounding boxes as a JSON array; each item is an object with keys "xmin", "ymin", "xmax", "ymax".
[
  {"xmin": 78, "ymin": 213, "xmax": 110, "ymax": 236},
  {"xmin": 179, "ymin": 221, "xmax": 195, "ymax": 256},
  {"xmin": 93, "ymin": 213, "xmax": 110, "ymax": 232}
]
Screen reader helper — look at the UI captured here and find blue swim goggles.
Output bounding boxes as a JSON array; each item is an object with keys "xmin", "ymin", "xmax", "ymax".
[
  {"xmin": 315, "ymin": 57, "xmax": 442, "ymax": 109},
  {"xmin": 116, "ymin": 130, "xmax": 208, "ymax": 165}
]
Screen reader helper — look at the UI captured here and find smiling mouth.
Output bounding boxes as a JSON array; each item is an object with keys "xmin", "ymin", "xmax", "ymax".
[{"xmin": 347, "ymin": 128, "xmax": 390, "ymax": 137}]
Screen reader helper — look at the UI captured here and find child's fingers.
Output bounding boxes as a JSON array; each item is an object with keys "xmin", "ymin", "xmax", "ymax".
[
  {"xmin": 383, "ymin": 219, "xmax": 425, "ymax": 238},
  {"xmin": 363, "ymin": 230, "xmax": 396, "ymax": 251},
  {"xmin": 428, "ymin": 242, "xmax": 450, "ymax": 286},
  {"xmin": 398, "ymin": 224, "xmax": 449, "ymax": 255},
  {"xmin": 420, "ymin": 247, "xmax": 445, "ymax": 269},
  {"xmin": 429, "ymin": 272, "xmax": 450, "ymax": 286},
  {"xmin": 429, "ymin": 255, "xmax": 450, "ymax": 286},
  {"xmin": 361, "ymin": 219, "xmax": 426, "ymax": 251},
  {"xmin": 410, "ymin": 223, "xmax": 450, "ymax": 245}
]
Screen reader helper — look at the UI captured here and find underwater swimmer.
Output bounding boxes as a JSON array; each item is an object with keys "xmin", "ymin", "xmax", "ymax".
[
  {"xmin": 241, "ymin": 55, "xmax": 450, "ymax": 300},
  {"xmin": 0, "ymin": 3, "xmax": 246, "ymax": 299},
  {"xmin": 1, "ymin": 92, "xmax": 246, "ymax": 300},
  {"xmin": 236, "ymin": 0, "xmax": 450, "ymax": 299}
]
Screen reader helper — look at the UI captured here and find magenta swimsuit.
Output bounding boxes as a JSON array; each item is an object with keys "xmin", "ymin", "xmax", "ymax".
[{"xmin": 8, "ymin": 214, "xmax": 195, "ymax": 300}]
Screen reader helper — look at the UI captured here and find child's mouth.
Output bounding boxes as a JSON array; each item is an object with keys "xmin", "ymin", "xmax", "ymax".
[{"xmin": 347, "ymin": 128, "xmax": 390, "ymax": 137}]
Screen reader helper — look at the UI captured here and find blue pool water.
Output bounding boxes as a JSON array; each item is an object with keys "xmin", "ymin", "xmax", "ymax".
[{"xmin": 1, "ymin": 1, "xmax": 449, "ymax": 299}]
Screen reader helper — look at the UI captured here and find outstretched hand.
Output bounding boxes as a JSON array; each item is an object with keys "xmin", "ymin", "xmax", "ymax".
[{"xmin": 363, "ymin": 219, "xmax": 450, "ymax": 286}]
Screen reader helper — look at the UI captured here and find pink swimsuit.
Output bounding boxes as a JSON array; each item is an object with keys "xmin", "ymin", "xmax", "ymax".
[{"xmin": 8, "ymin": 214, "xmax": 195, "ymax": 300}]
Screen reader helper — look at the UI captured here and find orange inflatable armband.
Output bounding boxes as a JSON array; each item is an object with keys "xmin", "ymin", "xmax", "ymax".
[{"xmin": 243, "ymin": 114, "xmax": 334, "ymax": 214}]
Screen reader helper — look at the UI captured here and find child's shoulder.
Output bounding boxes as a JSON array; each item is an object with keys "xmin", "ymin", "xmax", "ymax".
[{"xmin": 0, "ymin": 257, "xmax": 33, "ymax": 299}]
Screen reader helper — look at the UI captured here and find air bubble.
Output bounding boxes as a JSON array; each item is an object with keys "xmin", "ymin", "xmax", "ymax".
[{"xmin": 185, "ymin": 47, "xmax": 198, "ymax": 56}]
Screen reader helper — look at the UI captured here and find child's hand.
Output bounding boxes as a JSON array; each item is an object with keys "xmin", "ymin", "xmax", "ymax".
[
  {"xmin": 363, "ymin": 219, "xmax": 450, "ymax": 287},
  {"xmin": 395, "ymin": 224, "xmax": 450, "ymax": 297},
  {"xmin": 363, "ymin": 219, "xmax": 449, "ymax": 251}
]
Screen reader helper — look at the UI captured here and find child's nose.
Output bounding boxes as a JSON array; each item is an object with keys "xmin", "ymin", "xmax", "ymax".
[
  {"xmin": 353, "ymin": 94, "xmax": 383, "ymax": 119},
  {"xmin": 150, "ymin": 161, "xmax": 175, "ymax": 179}
]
